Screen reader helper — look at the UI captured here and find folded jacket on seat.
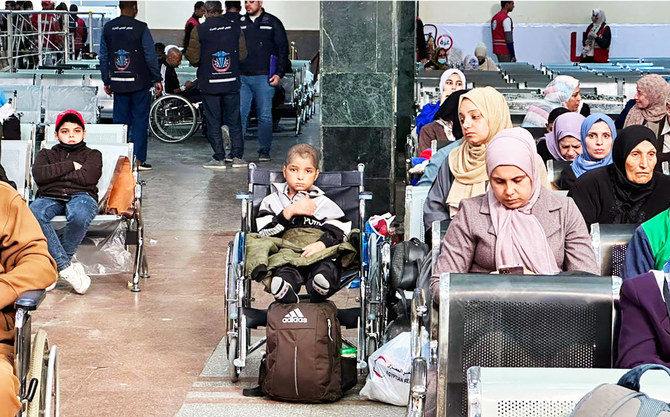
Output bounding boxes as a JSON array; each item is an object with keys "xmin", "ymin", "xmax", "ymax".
[{"xmin": 245, "ymin": 227, "xmax": 358, "ymax": 293}]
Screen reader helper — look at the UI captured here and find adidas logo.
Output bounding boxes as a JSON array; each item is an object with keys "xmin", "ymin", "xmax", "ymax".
[{"xmin": 282, "ymin": 308, "xmax": 308, "ymax": 324}]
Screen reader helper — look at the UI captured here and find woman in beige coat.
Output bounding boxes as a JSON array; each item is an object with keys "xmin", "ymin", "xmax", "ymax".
[{"xmin": 431, "ymin": 128, "xmax": 599, "ymax": 300}]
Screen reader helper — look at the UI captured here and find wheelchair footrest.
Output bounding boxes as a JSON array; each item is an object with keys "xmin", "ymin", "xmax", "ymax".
[
  {"xmin": 243, "ymin": 307, "xmax": 267, "ymax": 329},
  {"xmin": 337, "ymin": 307, "xmax": 360, "ymax": 329}
]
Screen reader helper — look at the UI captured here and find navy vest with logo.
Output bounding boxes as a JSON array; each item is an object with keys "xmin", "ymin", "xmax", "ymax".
[
  {"xmin": 197, "ymin": 13, "xmax": 241, "ymax": 94},
  {"xmin": 103, "ymin": 15, "xmax": 152, "ymax": 93},
  {"xmin": 240, "ymin": 12, "xmax": 277, "ymax": 76}
]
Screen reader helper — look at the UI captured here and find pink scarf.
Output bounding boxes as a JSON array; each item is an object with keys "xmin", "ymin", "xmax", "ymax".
[
  {"xmin": 486, "ymin": 128, "xmax": 561, "ymax": 274},
  {"xmin": 625, "ymin": 74, "xmax": 670, "ymax": 125}
]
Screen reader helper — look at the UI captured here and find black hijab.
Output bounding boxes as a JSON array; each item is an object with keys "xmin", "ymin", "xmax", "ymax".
[
  {"xmin": 432, "ymin": 89, "xmax": 469, "ymax": 139},
  {"xmin": 608, "ymin": 125, "xmax": 660, "ymax": 222}
]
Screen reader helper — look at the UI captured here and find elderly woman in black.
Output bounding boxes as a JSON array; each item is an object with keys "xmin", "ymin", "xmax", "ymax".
[{"xmin": 569, "ymin": 125, "xmax": 670, "ymax": 228}]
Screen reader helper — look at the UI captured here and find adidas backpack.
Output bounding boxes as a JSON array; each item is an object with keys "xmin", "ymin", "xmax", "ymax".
[
  {"xmin": 262, "ymin": 301, "xmax": 344, "ymax": 403},
  {"xmin": 570, "ymin": 364, "xmax": 670, "ymax": 416}
]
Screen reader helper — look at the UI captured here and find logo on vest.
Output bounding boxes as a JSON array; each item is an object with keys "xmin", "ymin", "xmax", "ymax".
[
  {"xmin": 114, "ymin": 49, "xmax": 131, "ymax": 71},
  {"xmin": 282, "ymin": 308, "xmax": 307, "ymax": 324},
  {"xmin": 212, "ymin": 51, "xmax": 231, "ymax": 73}
]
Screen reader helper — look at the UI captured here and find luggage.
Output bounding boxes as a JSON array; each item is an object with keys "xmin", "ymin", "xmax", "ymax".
[
  {"xmin": 261, "ymin": 301, "xmax": 353, "ymax": 403},
  {"xmin": 390, "ymin": 238, "xmax": 429, "ymax": 291},
  {"xmin": 1, "ymin": 114, "xmax": 20, "ymax": 140},
  {"xmin": 570, "ymin": 364, "xmax": 670, "ymax": 416},
  {"xmin": 104, "ymin": 156, "xmax": 136, "ymax": 217}
]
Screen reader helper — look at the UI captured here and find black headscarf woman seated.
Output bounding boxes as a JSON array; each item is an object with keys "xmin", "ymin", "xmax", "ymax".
[{"xmin": 569, "ymin": 125, "xmax": 670, "ymax": 228}]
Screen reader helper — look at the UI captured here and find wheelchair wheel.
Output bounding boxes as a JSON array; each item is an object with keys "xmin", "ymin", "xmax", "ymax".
[
  {"xmin": 149, "ymin": 95, "xmax": 199, "ymax": 143},
  {"xmin": 27, "ymin": 329, "xmax": 58, "ymax": 417},
  {"xmin": 228, "ymin": 337, "xmax": 240, "ymax": 383}
]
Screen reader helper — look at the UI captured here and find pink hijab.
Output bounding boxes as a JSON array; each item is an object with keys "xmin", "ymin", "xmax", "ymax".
[{"xmin": 485, "ymin": 128, "xmax": 561, "ymax": 274}]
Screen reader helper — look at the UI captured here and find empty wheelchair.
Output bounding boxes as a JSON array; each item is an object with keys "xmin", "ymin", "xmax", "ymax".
[
  {"xmin": 149, "ymin": 94, "xmax": 202, "ymax": 143},
  {"xmin": 224, "ymin": 163, "xmax": 391, "ymax": 382},
  {"xmin": 14, "ymin": 290, "xmax": 60, "ymax": 417}
]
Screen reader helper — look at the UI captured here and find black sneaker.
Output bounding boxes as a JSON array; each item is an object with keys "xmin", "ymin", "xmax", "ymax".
[
  {"xmin": 224, "ymin": 156, "xmax": 233, "ymax": 163},
  {"xmin": 138, "ymin": 162, "xmax": 153, "ymax": 171},
  {"xmin": 258, "ymin": 153, "xmax": 271, "ymax": 162}
]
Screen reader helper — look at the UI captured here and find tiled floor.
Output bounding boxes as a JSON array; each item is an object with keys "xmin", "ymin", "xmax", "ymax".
[{"xmin": 34, "ymin": 115, "xmax": 404, "ymax": 416}]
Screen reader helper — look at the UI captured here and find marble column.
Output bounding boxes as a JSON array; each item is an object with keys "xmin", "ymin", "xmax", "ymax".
[
  {"xmin": 396, "ymin": 1, "xmax": 416, "ymax": 153},
  {"xmin": 320, "ymin": 1, "xmax": 397, "ymax": 214}
]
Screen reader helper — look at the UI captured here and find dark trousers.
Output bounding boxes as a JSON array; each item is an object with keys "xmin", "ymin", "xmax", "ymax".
[
  {"xmin": 113, "ymin": 88, "xmax": 151, "ymax": 163},
  {"xmin": 202, "ymin": 92, "xmax": 243, "ymax": 160},
  {"xmin": 274, "ymin": 259, "xmax": 341, "ymax": 302},
  {"xmin": 496, "ymin": 53, "xmax": 513, "ymax": 62}
]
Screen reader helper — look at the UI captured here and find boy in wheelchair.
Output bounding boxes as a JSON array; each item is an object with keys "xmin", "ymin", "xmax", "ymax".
[
  {"xmin": 0, "ymin": 182, "xmax": 57, "ymax": 417},
  {"xmin": 254, "ymin": 144, "xmax": 351, "ymax": 303},
  {"xmin": 29, "ymin": 110, "xmax": 102, "ymax": 295}
]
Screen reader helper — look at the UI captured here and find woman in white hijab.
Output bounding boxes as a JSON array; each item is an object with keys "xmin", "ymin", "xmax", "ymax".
[{"xmin": 581, "ymin": 9, "xmax": 611, "ymax": 63}]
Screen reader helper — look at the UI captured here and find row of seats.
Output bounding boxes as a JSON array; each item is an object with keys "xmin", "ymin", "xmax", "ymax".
[
  {"xmin": 1, "ymin": 84, "xmax": 98, "ymax": 124},
  {"xmin": 405, "ymin": 215, "xmax": 649, "ymax": 416},
  {"xmin": 1, "ymin": 68, "xmax": 111, "ymax": 120}
]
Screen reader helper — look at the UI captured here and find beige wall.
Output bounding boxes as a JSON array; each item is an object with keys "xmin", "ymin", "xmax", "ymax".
[
  {"xmin": 419, "ymin": 1, "xmax": 670, "ymax": 24},
  {"xmin": 137, "ymin": 1, "xmax": 320, "ymax": 31}
]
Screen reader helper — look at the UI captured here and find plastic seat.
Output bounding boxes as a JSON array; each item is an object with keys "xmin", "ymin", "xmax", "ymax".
[
  {"xmin": 44, "ymin": 123, "xmax": 127, "ymax": 144},
  {"xmin": 3, "ymin": 85, "xmax": 43, "ymax": 124},
  {"xmin": 43, "ymin": 85, "xmax": 98, "ymax": 124},
  {"xmin": 1, "ymin": 140, "xmax": 33, "ymax": 200}
]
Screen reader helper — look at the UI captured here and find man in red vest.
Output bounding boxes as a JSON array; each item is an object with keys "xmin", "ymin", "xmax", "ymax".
[
  {"xmin": 490, "ymin": 1, "xmax": 516, "ymax": 62},
  {"xmin": 183, "ymin": 1, "xmax": 206, "ymax": 55}
]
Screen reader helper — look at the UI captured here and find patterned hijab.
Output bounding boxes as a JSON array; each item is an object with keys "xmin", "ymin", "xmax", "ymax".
[
  {"xmin": 522, "ymin": 76, "xmax": 580, "ymax": 128},
  {"xmin": 486, "ymin": 128, "xmax": 560, "ymax": 274},
  {"xmin": 625, "ymin": 74, "xmax": 670, "ymax": 126},
  {"xmin": 446, "ymin": 87, "xmax": 513, "ymax": 216}
]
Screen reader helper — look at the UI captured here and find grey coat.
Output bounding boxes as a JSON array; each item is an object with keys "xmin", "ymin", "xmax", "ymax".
[
  {"xmin": 430, "ymin": 187, "xmax": 599, "ymax": 300},
  {"xmin": 422, "ymin": 152, "xmax": 455, "ymax": 230}
]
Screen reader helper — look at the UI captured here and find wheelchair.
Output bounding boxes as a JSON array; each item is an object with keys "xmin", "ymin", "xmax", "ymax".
[
  {"xmin": 224, "ymin": 163, "xmax": 391, "ymax": 382},
  {"xmin": 14, "ymin": 290, "xmax": 60, "ymax": 417},
  {"xmin": 149, "ymin": 94, "xmax": 202, "ymax": 143}
]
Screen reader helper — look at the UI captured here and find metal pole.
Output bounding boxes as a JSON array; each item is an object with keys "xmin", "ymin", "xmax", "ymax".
[
  {"xmin": 37, "ymin": 13, "xmax": 43, "ymax": 67},
  {"xmin": 7, "ymin": 13, "xmax": 14, "ymax": 72},
  {"xmin": 87, "ymin": 12, "xmax": 93, "ymax": 55}
]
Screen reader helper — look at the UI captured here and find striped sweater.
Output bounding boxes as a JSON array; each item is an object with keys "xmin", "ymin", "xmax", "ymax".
[{"xmin": 256, "ymin": 183, "xmax": 351, "ymax": 247}]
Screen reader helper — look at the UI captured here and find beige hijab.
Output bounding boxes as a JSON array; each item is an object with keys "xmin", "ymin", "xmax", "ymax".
[{"xmin": 446, "ymin": 87, "xmax": 513, "ymax": 216}]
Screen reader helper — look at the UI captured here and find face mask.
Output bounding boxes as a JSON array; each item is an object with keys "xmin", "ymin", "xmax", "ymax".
[{"xmin": 437, "ymin": 58, "xmax": 447, "ymax": 64}]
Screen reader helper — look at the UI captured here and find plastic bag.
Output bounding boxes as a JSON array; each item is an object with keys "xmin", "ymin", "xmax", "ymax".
[
  {"xmin": 57, "ymin": 219, "xmax": 133, "ymax": 275},
  {"xmin": 360, "ymin": 332, "xmax": 413, "ymax": 406}
]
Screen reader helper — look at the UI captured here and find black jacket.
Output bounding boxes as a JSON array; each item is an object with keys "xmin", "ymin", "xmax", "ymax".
[
  {"xmin": 240, "ymin": 10, "xmax": 289, "ymax": 77},
  {"xmin": 32, "ymin": 143, "xmax": 102, "ymax": 201}
]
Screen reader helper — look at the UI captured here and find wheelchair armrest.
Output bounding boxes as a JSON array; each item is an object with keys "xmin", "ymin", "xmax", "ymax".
[
  {"xmin": 15, "ymin": 289, "xmax": 46, "ymax": 311},
  {"xmin": 358, "ymin": 191, "xmax": 373, "ymax": 201}
]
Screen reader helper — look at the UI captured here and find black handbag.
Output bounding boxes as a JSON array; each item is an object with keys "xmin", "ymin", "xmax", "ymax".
[
  {"xmin": 390, "ymin": 238, "xmax": 429, "ymax": 291},
  {"xmin": 2, "ymin": 115, "xmax": 21, "ymax": 140}
]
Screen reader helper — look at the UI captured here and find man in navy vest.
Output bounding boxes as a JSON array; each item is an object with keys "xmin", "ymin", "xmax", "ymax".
[
  {"xmin": 240, "ymin": 1, "xmax": 288, "ymax": 162},
  {"xmin": 185, "ymin": 0, "xmax": 247, "ymax": 170},
  {"xmin": 99, "ymin": 1, "xmax": 162, "ymax": 171}
]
